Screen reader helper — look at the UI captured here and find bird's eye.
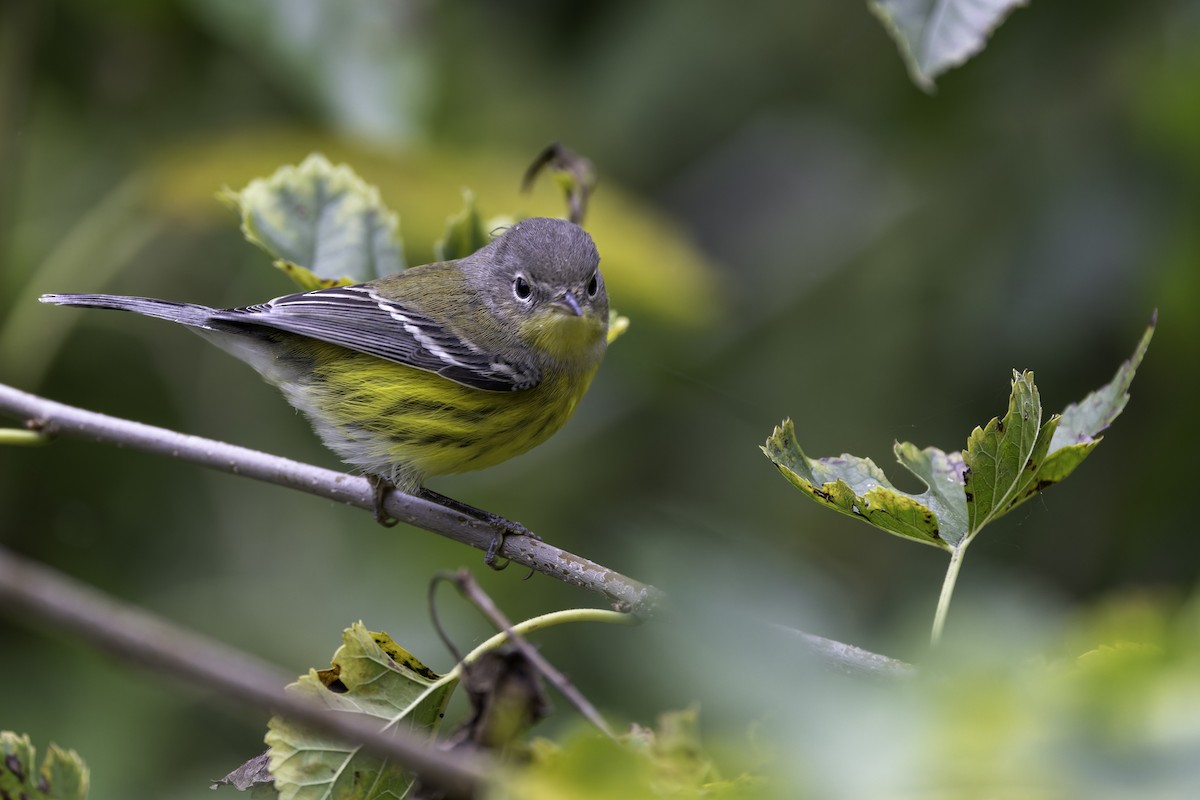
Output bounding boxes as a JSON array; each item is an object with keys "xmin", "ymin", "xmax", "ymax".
[
  {"xmin": 586, "ymin": 272, "xmax": 599, "ymax": 298},
  {"xmin": 513, "ymin": 276, "xmax": 532, "ymax": 301}
]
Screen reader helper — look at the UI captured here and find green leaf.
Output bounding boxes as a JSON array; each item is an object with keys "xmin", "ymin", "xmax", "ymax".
[
  {"xmin": 0, "ymin": 731, "xmax": 89, "ymax": 800},
  {"xmin": 1013, "ymin": 314, "xmax": 1157, "ymax": 508},
  {"xmin": 995, "ymin": 411, "xmax": 1061, "ymax": 518},
  {"xmin": 762, "ymin": 419, "xmax": 952, "ymax": 550},
  {"xmin": 764, "ymin": 317, "xmax": 1155, "ymax": 550},
  {"xmin": 185, "ymin": 3, "xmax": 429, "ymax": 143},
  {"xmin": 869, "ymin": 0, "xmax": 1029, "ymax": 93},
  {"xmin": 265, "ymin": 623, "xmax": 454, "ymax": 800},
  {"xmin": 893, "ymin": 441, "xmax": 969, "ymax": 545},
  {"xmin": 515, "ymin": 709, "xmax": 761, "ymax": 799},
  {"xmin": 434, "ymin": 190, "xmax": 492, "ymax": 262},
  {"xmin": 219, "ymin": 153, "xmax": 406, "ymax": 286},
  {"xmin": 963, "ymin": 370, "xmax": 1042, "ymax": 535},
  {"xmin": 1049, "ymin": 315, "xmax": 1156, "ymax": 453}
]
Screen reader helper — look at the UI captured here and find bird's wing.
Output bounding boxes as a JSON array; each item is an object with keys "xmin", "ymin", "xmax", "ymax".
[{"xmin": 211, "ymin": 284, "xmax": 538, "ymax": 392}]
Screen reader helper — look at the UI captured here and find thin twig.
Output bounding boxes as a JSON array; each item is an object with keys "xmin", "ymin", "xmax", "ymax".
[
  {"xmin": 0, "ymin": 545, "xmax": 489, "ymax": 799},
  {"xmin": 436, "ymin": 570, "xmax": 618, "ymax": 739},
  {"xmin": 773, "ymin": 625, "xmax": 915, "ymax": 680},
  {"xmin": 429, "ymin": 572, "xmax": 469, "ymax": 667},
  {"xmin": 931, "ymin": 544, "xmax": 968, "ymax": 647}
]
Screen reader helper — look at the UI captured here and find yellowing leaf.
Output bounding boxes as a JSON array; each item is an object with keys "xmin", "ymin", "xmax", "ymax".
[
  {"xmin": 265, "ymin": 622, "xmax": 453, "ymax": 800},
  {"xmin": 765, "ymin": 317, "xmax": 1154, "ymax": 551},
  {"xmin": 0, "ymin": 732, "xmax": 89, "ymax": 800}
]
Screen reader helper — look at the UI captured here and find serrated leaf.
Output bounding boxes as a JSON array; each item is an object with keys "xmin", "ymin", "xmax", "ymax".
[
  {"xmin": 434, "ymin": 191, "xmax": 491, "ymax": 262},
  {"xmin": 869, "ymin": 0, "xmax": 1029, "ymax": 93},
  {"xmin": 963, "ymin": 370, "xmax": 1042, "ymax": 534},
  {"xmin": 998, "ymin": 412, "xmax": 1062, "ymax": 516},
  {"xmin": 762, "ymin": 419, "xmax": 952, "ymax": 549},
  {"xmin": 1050, "ymin": 316, "xmax": 1155, "ymax": 453},
  {"xmin": 0, "ymin": 731, "xmax": 89, "ymax": 800},
  {"xmin": 1013, "ymin": 315, "xmax": 1157, "ymax": 507},
  {"xmin": 220, "ymin": 153, "xmax": 406, "ymax": 285},
  {"xmin": 765, "ymin": 317, "xmax": 1155, "ymax": 553},
  {"xmin": 265, "ymin": 623, "xmax": 454, "ymax": 800}
]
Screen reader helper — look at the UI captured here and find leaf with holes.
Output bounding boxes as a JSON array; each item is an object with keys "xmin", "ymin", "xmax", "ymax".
[
  {"xmin": 263, "ymin": 623, "xmax": 454, "ymax": 800},
  {"xmin": 0, "ymin": 731, "xmax": 89, "ymax": 800},
  {"xmin": 764, "ymin": 419, "xmax": 958, "ymax": 549},
  {"xmin": 764, "ymin": 316, "xmax": 1155, "ymax": 549},
  {"xmin": 1008, "ymin": 313, "xmax": 1156, "ymax": 513}
]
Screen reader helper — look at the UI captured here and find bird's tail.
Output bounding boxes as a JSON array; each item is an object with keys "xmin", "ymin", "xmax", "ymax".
[{"xmin": 39, "ymin": 294, "xmax": 217, "ymax": 328}]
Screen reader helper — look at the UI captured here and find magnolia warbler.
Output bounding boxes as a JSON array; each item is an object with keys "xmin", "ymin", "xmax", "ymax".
[{"xmin": 41, "ymin": 217, "xmax": 609, "ymax": 563}]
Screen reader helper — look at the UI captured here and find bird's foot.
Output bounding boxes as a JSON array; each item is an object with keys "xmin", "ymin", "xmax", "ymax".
[
  {"xmin": 418, "ymin": 488, "xmax": 541, "ymax": 570},
  {"xmin": 367, "ymin": 475, "xmax": 400, "ymax": 528}
]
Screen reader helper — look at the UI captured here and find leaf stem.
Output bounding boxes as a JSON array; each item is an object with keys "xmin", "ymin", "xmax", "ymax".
[
  {"xmin": 0, "ymin": 427, "xmax": 46, "ymax": 445},
  {"xmin": 404, "ymin": 608, "xmax": 636, "ymax": 730},
  {"xmin": 436, "ymin": 571, "xmax": 622, "ymax": 738},
  {"xmin": 931, "ymin": 544, "xmax": 968, "ymax": 646},
  {"xmin": 449, "ymin": 608, "xmax": 637, "ymax": 684}
]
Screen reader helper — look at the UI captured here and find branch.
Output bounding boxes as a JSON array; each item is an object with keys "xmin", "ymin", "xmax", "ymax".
[
  {"xmin": 0, "ymin": 381, "xmax": 662, "ymax": 616},
  {"xmin": 0, "ymin": 545, "xmax": 488, "ymax": 799},
  {"xmin": 0, "ymin": 381, "xmax": 913, "ymax": 678},
  {"xmin": 775, "ymin": 625, "xmax": 915, "ymax": 680}
]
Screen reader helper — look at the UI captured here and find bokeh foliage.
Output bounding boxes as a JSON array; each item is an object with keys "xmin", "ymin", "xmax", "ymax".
[{"xmin": 2, "ymin": 1, "xmax": 1198, "ymax": 797}]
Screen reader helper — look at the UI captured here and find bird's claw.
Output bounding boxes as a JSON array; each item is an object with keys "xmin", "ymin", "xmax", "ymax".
[
  {"xmin": 368, "ymin": 475, "xmax": 400, "ymax": 528},
  {"xmin": 483, "ymin": 518, "xmax": 541, "ymax": 571}
]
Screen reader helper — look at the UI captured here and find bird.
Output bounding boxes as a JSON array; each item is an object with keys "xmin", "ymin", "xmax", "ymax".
[{"xmin": 41, "ymin": 216, "xmax": 609, "ymax": 565}]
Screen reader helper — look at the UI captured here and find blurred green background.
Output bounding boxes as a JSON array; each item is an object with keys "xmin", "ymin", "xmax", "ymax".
[{"xmin": 2, "ymin": 1, "xmax": 1198, "ymax": 797}]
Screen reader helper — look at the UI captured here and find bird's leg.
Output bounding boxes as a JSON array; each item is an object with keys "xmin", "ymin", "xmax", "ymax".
[
  {"xmin": 418, "ymin": 488, "xmax": 541, "ymax": 569},
  {"xmin": 366, "ymin": 474, "xmax": 400, "ymax": 528}
]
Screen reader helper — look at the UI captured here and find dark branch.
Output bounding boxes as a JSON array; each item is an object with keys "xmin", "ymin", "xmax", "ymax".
[{"xmin": 0, "ymin": 545, "xmax": 487, "ymax": 799}]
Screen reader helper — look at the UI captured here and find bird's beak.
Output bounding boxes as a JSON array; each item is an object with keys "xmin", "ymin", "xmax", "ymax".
[{"xmin": 552, "ymin": 291, "xmax": 584, "ymax": 316}]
